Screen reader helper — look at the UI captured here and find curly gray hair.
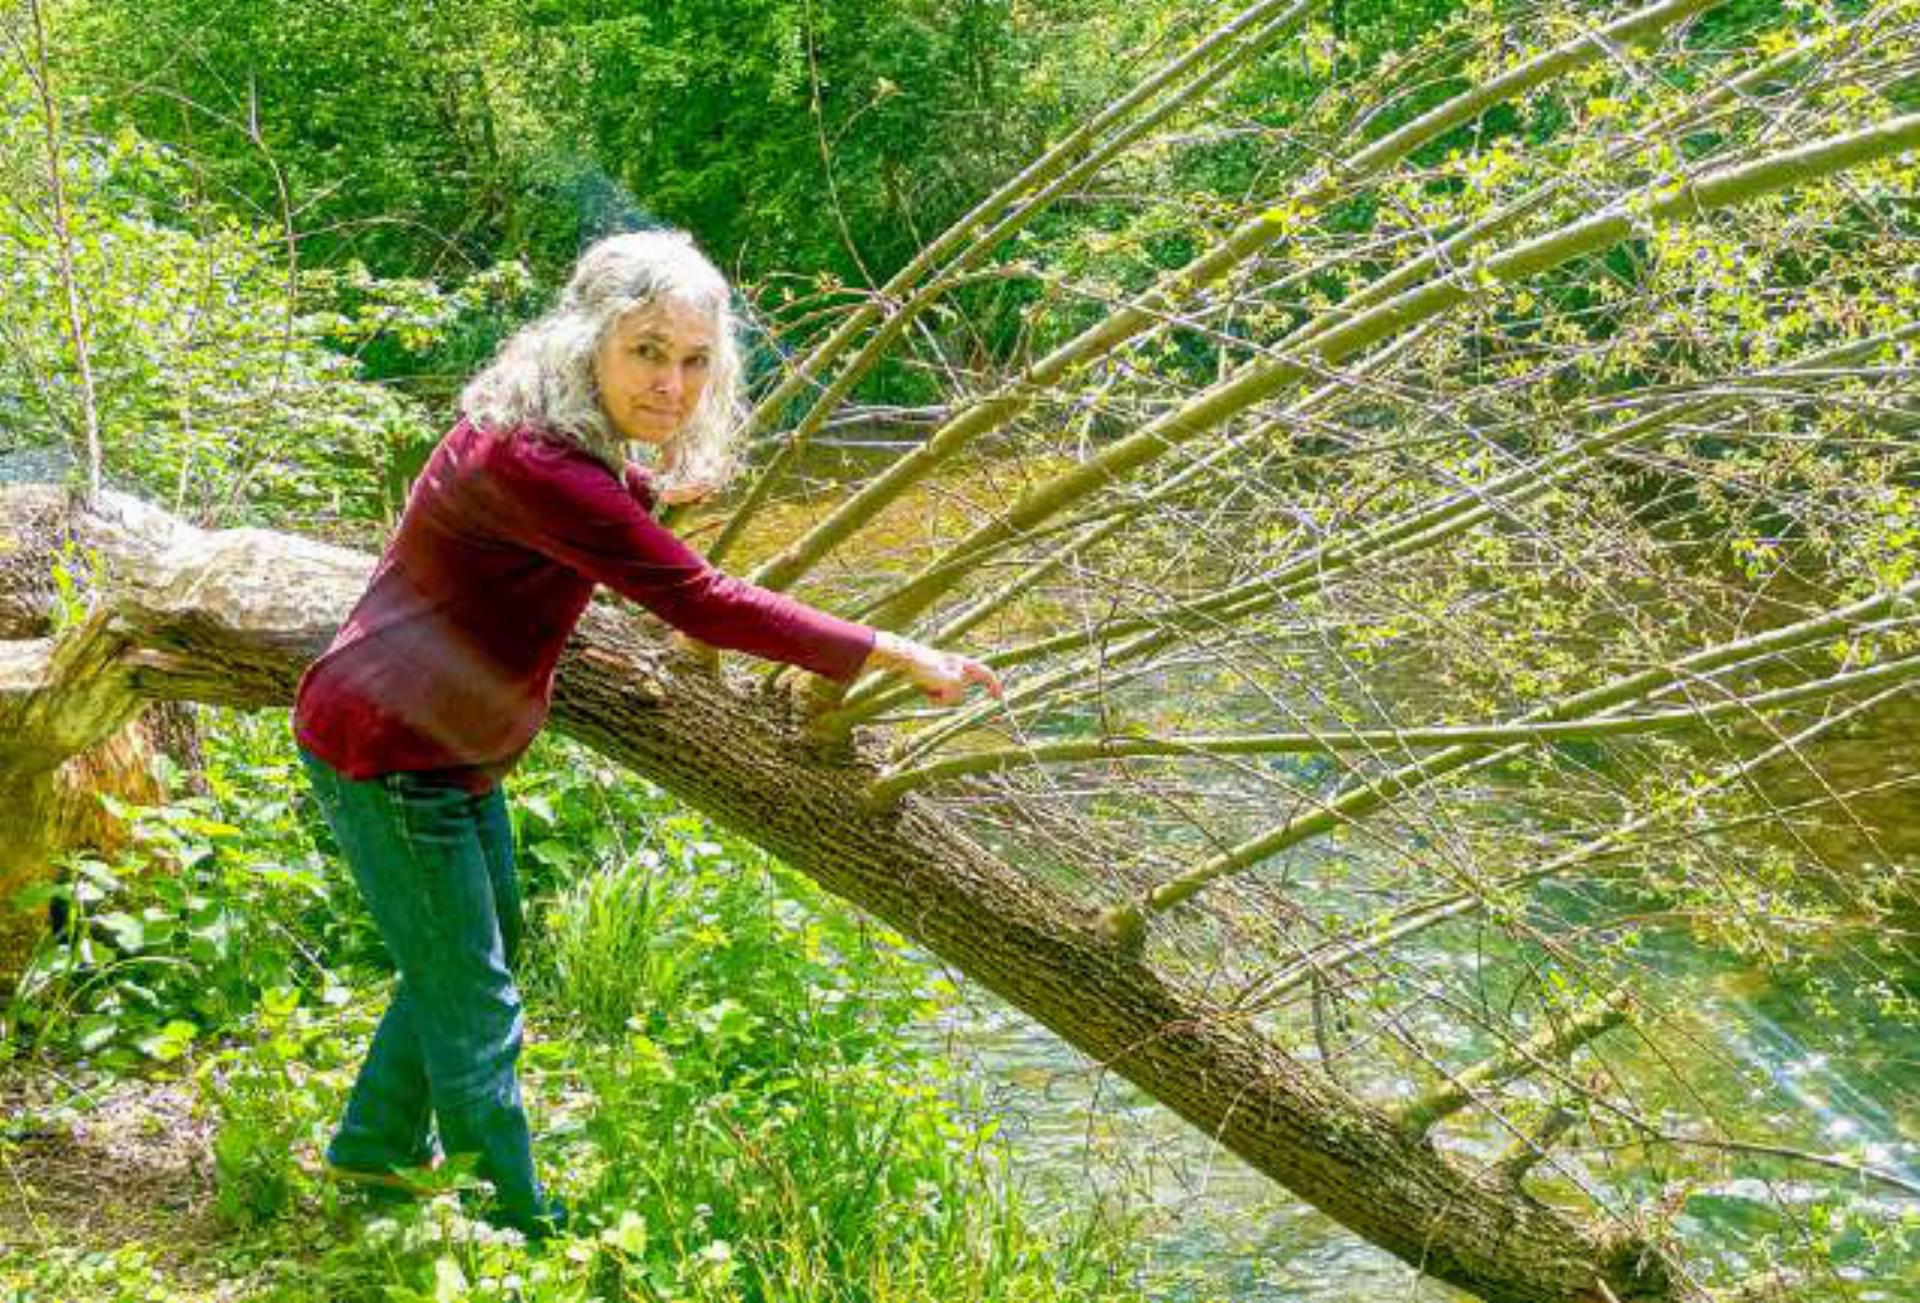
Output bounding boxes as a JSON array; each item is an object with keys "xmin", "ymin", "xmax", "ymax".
[{"xmin": 460, "ymin": 228, "xmax": 746, "ymax": 489}]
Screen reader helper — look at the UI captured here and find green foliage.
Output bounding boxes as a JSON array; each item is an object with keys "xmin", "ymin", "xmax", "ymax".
[
  {"xmin": 2, "ymin": 722, "xmax": 1150, "ymax": 1302},
  {"xmin": 63, "ymin": 0, "xmax": 1087, "ymax": 292},
  {"xmin": 62, "ymin": 0, "xmax": 543, "ymax": 278},
  {"xmin": 0, "ymin": 1246, "xmax": 178, "ymax": 1303},
  {"xmin": 0, "ymin": 74, "xmax": 434, "ymax": 529},
  {"xmin": 534, "ymin": 0, "xmax": 1042, "ymax": 283},
  {"xmin": 46, "ymin": 537, "xmax": 100, "ymax": 631},
  {"xmin": 197, "ymin": 983, "xmax": 356, "ymax": 1229},
  {"xmin": 300, "ymin": 259, "xmax": 543, "ymax": 408},
  {"xmin": 516, "ymin": 738, "xmax": 1144, "ymax": 1299},
  {"xmin": 572, "ymin": 1034, "xmax": 1141, "ymax": 1302},
  {"xmin": 529, "ymin": 786, "xmax": 940, "ymax": 1056},
  {"xmin": 3, "ymin": 712, "xmax": 367, "ymax": 1069}
]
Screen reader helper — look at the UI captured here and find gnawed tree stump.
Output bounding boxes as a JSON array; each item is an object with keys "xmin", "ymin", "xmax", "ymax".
[{"xmin": 0, "ymin": 492, "xmax": 203, "ymax": 987}]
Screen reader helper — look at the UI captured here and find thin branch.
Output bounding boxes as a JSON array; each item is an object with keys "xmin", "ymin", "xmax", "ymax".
[
  {"xmin": 869, "ymin": 648, "xmax": 1920, "ymax": 802},
  {"xmin": 853, "ymin": 110, "xmax": 1920, "ymax": 635},
  {"xmin": 1101, "ymin": 577, "xmax": 1920, "ymax": 941},
  {"xmin": 21, "ymin": 0, "xmax": 102, "ymax": 500},
  {"xmin": 1234, "ymin": 686, "xmax": 1912, "ymax": 1012},
  {"xmin": 743, "ymin": 0, "xmax": 1720, "ymax": 594},
  {"xmin": 842, "ymin": 318, "xmax": 1920, "ymax": 741},
  {"xmin": 708, "ymin": 0, "xmax": 1331, "ymax": 562},
  {"xmin": 1396, "ymin": 991, "xmax": 1634, "ymax": 1134}
]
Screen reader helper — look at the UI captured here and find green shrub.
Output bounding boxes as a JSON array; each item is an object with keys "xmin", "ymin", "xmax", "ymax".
[{"xmin": 3, "ymin": 712, "xmax": 369, "ymax": 1069}]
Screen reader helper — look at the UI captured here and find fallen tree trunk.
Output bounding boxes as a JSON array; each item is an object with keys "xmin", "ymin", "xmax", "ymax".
[{"xmin": 0, "ymin": 483, "xmax": 1694, "ymax": 1303}]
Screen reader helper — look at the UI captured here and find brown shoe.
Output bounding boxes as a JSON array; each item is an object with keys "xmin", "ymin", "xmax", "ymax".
[{"xmin": 323, "ymin": 1152, "xmax": 443, "ymax": 1199}]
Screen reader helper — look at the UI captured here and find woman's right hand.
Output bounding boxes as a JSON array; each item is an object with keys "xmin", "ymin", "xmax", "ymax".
[
  {"xmin": 867, "ymin": 630, "xmax": 1003, "ymax": 706},
  {"xmin": 658, "ymin": 477, "xmax": 722, "ymax": 507}
]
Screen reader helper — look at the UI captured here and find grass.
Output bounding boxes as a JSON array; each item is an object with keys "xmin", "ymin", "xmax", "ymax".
[{"xmin": 0, "ymin": 712, "xmax": 1153, "ymax": 1303}]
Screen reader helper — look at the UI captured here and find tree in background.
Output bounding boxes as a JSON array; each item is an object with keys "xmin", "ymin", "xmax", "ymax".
[{"xmin": 66, "ymin": 0, "xmax": 1156, "ymax": 288}]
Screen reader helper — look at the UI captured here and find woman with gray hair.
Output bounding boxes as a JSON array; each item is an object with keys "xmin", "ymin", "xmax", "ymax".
[{"xmin": 291, "ymin": 228, "xmax": 999, "ymax": 1240}]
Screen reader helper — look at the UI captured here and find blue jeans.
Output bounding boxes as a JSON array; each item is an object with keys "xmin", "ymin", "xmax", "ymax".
[{"xmin": 297, "ymin": 746, "xmax": 560, "ymax": 1235}]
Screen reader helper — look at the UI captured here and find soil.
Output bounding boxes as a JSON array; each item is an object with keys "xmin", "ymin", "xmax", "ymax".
[{"xmin": 0, "ymin": 1063, "xmax": 238, "ymax": 1296}]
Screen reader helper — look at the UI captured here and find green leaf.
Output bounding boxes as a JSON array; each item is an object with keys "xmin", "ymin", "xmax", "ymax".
[
  {"xmin": 600, "ymin": 1209, "xmax": 648, "ymax": 1255},
  {"xmin": 134, "ymin": 1019, "xmax": 197, "ymax": 1062},
  {"xmin": 75, "ymin": 1014, "xmax": 119, "ymax": 1053},
  {"xmin": 180, "ymin": 817, "xmax": 243, "ymax": 839},
  {"xmin": 529, "ymin": 838, "xmax": 578, "ymax": 870},
  {"xmin": 8, "ymin": 881, "xmax": 70, "ymax": 911},
  {"xmin": 695, "ymin": 998, "xmax": 760, "ymax": 1049},
  {"xmin": 432, "ymin": 1255, "xmax": 468, "ymax": 1302},
  {"xmin": 96, "ymin": 911, "xmax": 146, "ymax": 952}
]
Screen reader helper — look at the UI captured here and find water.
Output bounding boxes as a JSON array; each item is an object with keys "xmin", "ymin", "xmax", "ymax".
[
  {"xmin": 887, "ymin": 694, "xmax": 1920, "ymax": 1299},
  {"xmin": 913, "ymin": 987, "xmax": 1468, "ymax": 1301},
  {"xmin": 766, "ymin": 430, "xmax": 1920, "ymax": 1298},
  {"xmin": 907, "ymin": 915, "xmax": 1919, "ymax": 1300}
]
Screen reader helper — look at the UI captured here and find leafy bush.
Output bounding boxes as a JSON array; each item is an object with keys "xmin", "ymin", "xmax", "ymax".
[
  {"xmin": 3, "ymin": 712, "xmax": 368, "ymax": 1069},
  {"xmin": 0, "ymin": 75, "xmax": 446, "ymax": 532}
]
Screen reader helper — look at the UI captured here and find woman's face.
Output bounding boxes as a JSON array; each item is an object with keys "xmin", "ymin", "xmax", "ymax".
[{"xmin": 592, "ymin": 298, "xmax": 716, "ymax": 445}]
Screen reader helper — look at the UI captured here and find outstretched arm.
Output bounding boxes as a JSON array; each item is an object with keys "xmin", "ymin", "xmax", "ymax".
[
  {"xmin": 500, "ymin": 442, "xmax": 999, "ymax": 704},
  {"xmin": 622, "ymin": 455, "xmax": 1001, "ymax": 705}
]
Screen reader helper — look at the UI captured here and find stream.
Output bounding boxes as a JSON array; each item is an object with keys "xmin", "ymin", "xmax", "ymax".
[
  {"xmin": 894, "ymin": 666, "xmax": 1917, "ymax": 1298},
  {"xmin": 763, "ymin": 431, "xmax": 1920, "ymax": 1301},
  {"xmin": 909, "ymin": 871, "xmax": 1918, "ymax": 1300}
]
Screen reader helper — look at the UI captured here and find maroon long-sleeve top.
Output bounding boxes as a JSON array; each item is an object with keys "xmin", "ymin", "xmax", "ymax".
[{"xmin": 293, "ymin": 418, "xmax": 875, "ymax": 791}]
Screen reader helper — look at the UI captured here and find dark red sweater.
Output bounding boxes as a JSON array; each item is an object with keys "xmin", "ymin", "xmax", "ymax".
[{"xmin": 293, "ymin": 418, "xmax": 875, "ymax": 791}]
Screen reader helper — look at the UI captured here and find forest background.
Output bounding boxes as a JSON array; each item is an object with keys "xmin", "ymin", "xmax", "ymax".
[{"xmin": 1, "ymin": 0, "xmax": 1917, "ymax": 1301}]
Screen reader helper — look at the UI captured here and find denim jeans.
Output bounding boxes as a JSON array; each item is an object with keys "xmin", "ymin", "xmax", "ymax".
[{"xmin": 297, "ymin": 746, "xmax": 559, "ymax": 1234}]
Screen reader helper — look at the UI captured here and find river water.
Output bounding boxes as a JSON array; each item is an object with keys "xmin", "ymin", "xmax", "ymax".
[
  {"xmin": 907, "ymin": 872, "xmax": 1918, "ymax": 1300},
  {"xmin": 890, "ymin": 636, "xmax": 1919, "ymax": 1298},
  {"xmin": 760, "ymin": 438, "xmax": 1920, "ymax": 1300}
]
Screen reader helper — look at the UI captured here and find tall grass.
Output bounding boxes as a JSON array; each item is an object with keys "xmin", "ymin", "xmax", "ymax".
[
  {"xmin": 1, "ymin": 719, "xmax": 1153, "ymax": 1303},
  {"xmin": 531, "ymin": 746, "xmax": 1147, "ymax": 1301}
]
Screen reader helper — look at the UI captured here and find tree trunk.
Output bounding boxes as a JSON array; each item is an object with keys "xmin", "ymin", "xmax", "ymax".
[
  {"xmin": 0, "ymin": 483, "xmax": 1695, "ymax": 1303},
  {"xmin": 0, "ymin": 492, "xmax": 210, "ymax": 988}
]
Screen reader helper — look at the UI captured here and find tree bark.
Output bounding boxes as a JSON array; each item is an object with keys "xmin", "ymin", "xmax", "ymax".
[
  {"xmin": 0, "ymin": 489, "xmax": 207, "ymax": 984},
  {"xmin": 0, "ymin": 483, "xmax": 1696, "ymax": 1303}
]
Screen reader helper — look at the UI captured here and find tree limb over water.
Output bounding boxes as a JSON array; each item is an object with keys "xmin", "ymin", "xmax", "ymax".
[{"xmin": 0, "ymin": 483, "xmax": 1702, "ymax": 1303}]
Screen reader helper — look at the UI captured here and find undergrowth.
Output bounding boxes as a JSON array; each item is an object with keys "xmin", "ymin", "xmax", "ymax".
[{"xmin": 0, "ymin": 710, "xmax": 1150, "ymax": 1303}]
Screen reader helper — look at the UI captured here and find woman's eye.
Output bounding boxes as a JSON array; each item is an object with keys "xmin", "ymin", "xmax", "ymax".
[{"xmin": 687, "ymin": 354, "xmax": 710, "ymax": 370}]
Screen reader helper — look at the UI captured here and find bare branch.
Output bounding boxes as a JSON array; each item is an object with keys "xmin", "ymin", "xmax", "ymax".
[
  {"xmin": 743, "ymin": 0, "xmax": 1721, "ymax": 594},
  {"xmin": 853, "ymin": 110, "xmax": 1920, "ymax": 634},
  {"xmin": 870, "ymin": 647, "xmax": 1920, "ymax": 802},
  {"xmin": 1396, "ymin": 991, "xmax": 1634, "ymax": 1134},
  {"xmin": 709, "ymin": 0, "xmax": 1331, "ymax": 561}
]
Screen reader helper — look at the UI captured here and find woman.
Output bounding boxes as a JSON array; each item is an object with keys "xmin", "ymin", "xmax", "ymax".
[{"xmin": 292, "ymin": 229, "xmax": 1000, "ymax": 1240}]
